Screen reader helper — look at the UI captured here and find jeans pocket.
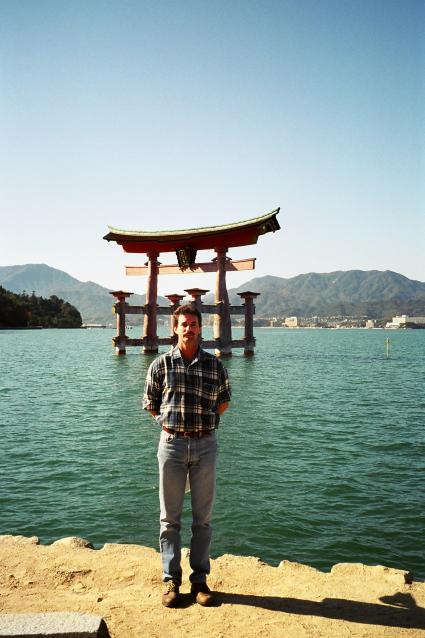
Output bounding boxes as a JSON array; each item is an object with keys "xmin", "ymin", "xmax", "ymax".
[{"xmin": 159, "ymin": 430, "xmax": 175, "ymax": 444}]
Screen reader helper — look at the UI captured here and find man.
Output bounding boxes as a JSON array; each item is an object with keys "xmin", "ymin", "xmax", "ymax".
[{"xmin": 143, "ymin": 304, "xmax": 231, "ymax": 608}]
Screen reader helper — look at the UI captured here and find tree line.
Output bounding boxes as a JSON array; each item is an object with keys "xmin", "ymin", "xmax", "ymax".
[{"xmin": 0, "ymin": 286, "xmax": 82, "ymax": 328}]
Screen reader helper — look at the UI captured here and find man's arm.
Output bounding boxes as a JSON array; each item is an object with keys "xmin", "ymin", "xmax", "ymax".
[
  {"xmin": 216, "ymin": 360, "xmax": 231, "ymax": 415},
  {"xmin": 217, "ymin": 402, "xmax": 229, "ymax": 415},
  {"xmin": 143, "ymin": 360, "xmax": 163, "ymax": 420}
]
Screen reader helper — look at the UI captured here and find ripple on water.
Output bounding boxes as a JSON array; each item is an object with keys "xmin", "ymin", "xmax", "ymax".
[{"xmin": 1, "ymin": 328, "xmax": 424, "ymax": 578}]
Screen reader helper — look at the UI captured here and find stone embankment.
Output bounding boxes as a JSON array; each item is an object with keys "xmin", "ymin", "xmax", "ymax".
[{"xmin": 0, "ymin": 535, "xmax": 424, "ymax": 638}]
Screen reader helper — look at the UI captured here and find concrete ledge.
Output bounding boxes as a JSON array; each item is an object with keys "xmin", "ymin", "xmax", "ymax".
[{"xmin": 0, "ymin": 613, "xmax": 110, "ymax": 638}]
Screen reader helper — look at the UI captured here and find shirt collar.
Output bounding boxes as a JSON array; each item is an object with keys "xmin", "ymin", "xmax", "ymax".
[{"xmin": 172, "ymin": 345, "xmax": 203, "ymax": 364}]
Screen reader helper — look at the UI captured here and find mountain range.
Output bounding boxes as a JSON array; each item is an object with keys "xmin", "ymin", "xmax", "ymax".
[
  {"xmin": 0, "ymin": 264, "xmax": 424, "ymax": 324},
  {"xmin": 215, "ymin": 270, "xmax": 425, "ymax": 318}
]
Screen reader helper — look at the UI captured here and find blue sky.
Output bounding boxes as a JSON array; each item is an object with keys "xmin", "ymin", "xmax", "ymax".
[{"xmin": 1, "ymin": 0, "xmax": 424, "ymax": 295}]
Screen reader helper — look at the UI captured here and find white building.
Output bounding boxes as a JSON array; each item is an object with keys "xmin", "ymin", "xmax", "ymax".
[
  {"xmin": 284, "ymin": 316, "xmax": 298, "ymax": 327},
  {"xmin": 385, "ymin": 315, "xmax": 425, "ymax": 328}
]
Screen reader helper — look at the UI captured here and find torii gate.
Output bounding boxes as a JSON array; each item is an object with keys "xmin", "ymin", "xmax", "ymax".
[{"xmin": 103, "ymin": 208, "xmax": 280, "ymax": 356}]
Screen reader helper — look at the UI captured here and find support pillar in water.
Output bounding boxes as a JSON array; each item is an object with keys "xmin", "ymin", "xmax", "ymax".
[
  {"xmin": 165, "ymin": 293, "xmax": 185, "ymax": 347},
  {"xmin": 110, "ymin": 291, "xmax": 133, "ymax": 355},
  {"xmin": 237, "ymin": 291, "xmax": 260, "ymax": 356}
]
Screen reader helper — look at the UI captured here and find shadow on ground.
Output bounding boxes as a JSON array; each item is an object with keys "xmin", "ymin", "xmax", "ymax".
[{"xmin": 213, "ymin": 591, "xmax": 425, "ymax": 630}]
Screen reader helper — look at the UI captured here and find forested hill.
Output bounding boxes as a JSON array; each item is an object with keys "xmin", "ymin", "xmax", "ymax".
[
  {"xmin": 0, "ymin": 263, "xmax": 157, "ymax": 325},
  {"xmin": 0, "ymin": 287, "xmax": 82, "ymax": 328}
]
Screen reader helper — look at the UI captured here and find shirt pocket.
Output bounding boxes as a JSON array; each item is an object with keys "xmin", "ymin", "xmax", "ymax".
[
  {"xmin": 165, "ymin": 369, "xmax": 183, "ymax": 390},
  {"xmin": 200, "ymin": 381, "xmax": 218, "ymax": 411}
]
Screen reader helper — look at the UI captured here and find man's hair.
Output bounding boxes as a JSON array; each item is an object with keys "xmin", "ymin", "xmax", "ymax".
[{"xmin": 172, "ymin": 303, "xmax": 202, "ymax": 329}]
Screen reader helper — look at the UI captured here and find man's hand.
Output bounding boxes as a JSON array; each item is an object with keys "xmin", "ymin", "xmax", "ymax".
[{"xmin": 217, "ymin": 402, "xmax": 229, "ymax": 415}]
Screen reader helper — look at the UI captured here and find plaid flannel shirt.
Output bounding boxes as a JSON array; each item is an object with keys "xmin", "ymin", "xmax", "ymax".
[{"xmin": 143, "ymin": 346, "xmax": 231, "ymax": 432}]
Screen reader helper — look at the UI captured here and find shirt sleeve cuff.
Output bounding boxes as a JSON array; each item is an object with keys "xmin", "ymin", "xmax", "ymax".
[{"xmin": 143, "ymin": 401, "xmax": 160, "ymax": 412}]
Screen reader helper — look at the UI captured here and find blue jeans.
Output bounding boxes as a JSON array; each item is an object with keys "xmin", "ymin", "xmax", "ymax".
[{"xmin": 157, "ymin": 430, "xmax": 218, "ymax": 586}]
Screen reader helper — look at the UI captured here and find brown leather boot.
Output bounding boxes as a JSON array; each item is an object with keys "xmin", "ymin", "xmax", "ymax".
[
  {"xmin": 191, "ymin": 582, "xmax": 214, "ymax": 606},
  {"xmin": 162, "ymin": 581, "xmax": 180, "ymax": 607}
]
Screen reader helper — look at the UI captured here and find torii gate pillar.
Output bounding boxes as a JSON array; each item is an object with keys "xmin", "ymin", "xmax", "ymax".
[
  {"xmin": 214, "ymin": 247, "xmax": 232, "ymax": 357},
  {"xmin": 143, "ymin": 251, "xmax": 159, "ymax": 353}
]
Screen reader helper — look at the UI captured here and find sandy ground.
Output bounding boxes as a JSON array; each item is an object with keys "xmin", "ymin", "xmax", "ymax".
[{"xmin": 0, "ymin": 535, "xmax": 424, "ymax": 638}]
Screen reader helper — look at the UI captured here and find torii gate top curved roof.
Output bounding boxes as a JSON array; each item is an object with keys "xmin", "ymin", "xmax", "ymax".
[{"xmin": 103, "ymin": 208, "xmax": 280, "ymax": 253}]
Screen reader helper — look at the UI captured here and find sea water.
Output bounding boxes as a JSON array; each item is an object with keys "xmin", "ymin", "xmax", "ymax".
[{"xmin": 1, "ymin": 327, "xmax": 424, "ymax": 578}]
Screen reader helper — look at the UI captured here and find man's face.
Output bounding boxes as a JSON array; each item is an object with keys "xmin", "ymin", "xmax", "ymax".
[{"xmin": 174, "ymin": 313, "xmax": 201, "ymax": 347}]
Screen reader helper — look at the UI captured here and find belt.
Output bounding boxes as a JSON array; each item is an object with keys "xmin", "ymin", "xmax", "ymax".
[{"xmin": 162, "ymin": 426, "xmax": 214, "ymax": 439}]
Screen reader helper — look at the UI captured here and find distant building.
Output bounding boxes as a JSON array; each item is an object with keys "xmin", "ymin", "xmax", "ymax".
[
  {"xmin": 365, "ymin": 319, "xmax": 375, "ymax": 329},
  {"xmin": 385, "ymin": 315, "xmax": 425, "ymax": 328},
  {"xmin": 284, "ymin": 316, "xmax": 298, "ymax": 328}
]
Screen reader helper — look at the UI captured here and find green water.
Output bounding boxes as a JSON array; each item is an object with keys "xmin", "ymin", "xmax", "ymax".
[{"xmin": 1, "ymin": 327, "xmax": 424, "ymax": 578}]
